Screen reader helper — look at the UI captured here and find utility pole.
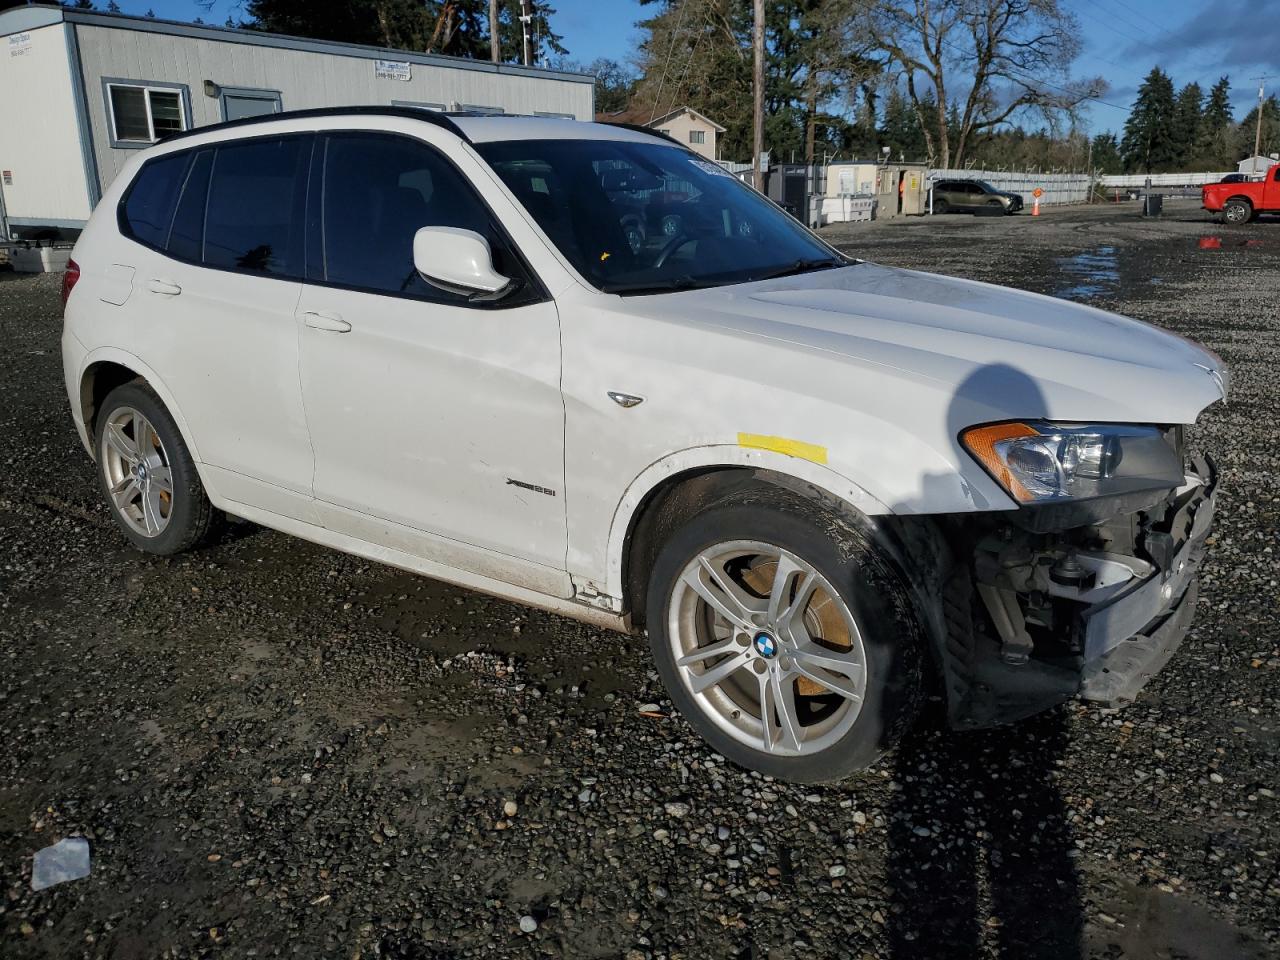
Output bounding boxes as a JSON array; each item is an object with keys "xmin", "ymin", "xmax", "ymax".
[
  {"xmin": 751, "ymin": 0, "xmax": 764, "ymax": 192},
  {"xmin": 520, "ymin": 0, "xmax": 533, "ymax": 67},
  {"xmin": 489, "ymin": 0, "xmax": 500, "ymax": 64},
  {"xmin": 1252, "ymin": 75, "xmax": 1274, "ymax": 175}
]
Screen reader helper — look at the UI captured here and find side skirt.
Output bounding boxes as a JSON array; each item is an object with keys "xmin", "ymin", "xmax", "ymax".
[{"xmin": 220, "ymin": 498, "xmax": 635, "ymax": 636}]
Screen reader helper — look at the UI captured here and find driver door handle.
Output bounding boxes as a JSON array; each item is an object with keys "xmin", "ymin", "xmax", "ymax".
[{"xmin": 300, "ymin": 311, "xmax": 351, "ymax": 333}]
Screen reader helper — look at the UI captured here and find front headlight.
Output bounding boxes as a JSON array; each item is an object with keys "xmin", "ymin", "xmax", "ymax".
[{"xmin": 961, "ymin": 421, "xmax": 1184, "ymax": 503}]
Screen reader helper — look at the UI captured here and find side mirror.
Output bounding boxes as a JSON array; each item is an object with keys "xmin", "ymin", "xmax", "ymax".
[{"xmin": 412, "ymin": 226, "xmax": 513, "ymax": 297}]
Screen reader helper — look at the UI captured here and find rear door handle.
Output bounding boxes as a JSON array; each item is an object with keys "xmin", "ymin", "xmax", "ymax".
[
  {"xmin": 300, "ymin": 311, "xmax": 351, "ymax": 333},
  {"xmin": 148, "ymin": 278, "xmax": 182, "ymax": 296}
]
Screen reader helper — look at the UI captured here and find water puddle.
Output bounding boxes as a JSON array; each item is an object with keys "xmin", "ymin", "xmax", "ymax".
[
  {"xmin": 1197, "ymin": 235, "xmax": 1266, "ymax": 249},
  {"xmin": 1054, "ymin": 246, "xmax": 1119, "ymax": 301}
]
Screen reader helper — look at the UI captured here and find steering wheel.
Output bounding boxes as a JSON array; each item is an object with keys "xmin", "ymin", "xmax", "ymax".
[{"xmin": 653, "ymin": 231, "xmax": 693, "ymax": 268}]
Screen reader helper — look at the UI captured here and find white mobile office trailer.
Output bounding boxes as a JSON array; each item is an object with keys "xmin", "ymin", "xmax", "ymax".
[{"xmin": 0, "ymin": 4, "xmax": 594, "ymax": 240}]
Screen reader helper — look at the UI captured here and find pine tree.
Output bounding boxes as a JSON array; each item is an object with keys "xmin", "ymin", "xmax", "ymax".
[
  {"xmin": 1090, "ymin": 132, "xmax": 1122, "ymax": 174},
  {"xmin": 241, "ymin": 0, "xmax": 565, "ymax": 62},
  {"xmin": 880, "ymin": 86, "xmax": 926, "ymax": 161},
  {"xmin": 1198, "ymin": 77, "xmax": 1235, "ymax": 169},
  {"xmin": 1171, "ymin": 82, "xmax": 1202, "ymax": 169},
  {"xmin": 1121, "ymin": 67, "xmax": 1176, "ymax": 173},
  {"xmin": 1237, "ymin": 95, "xmax": 1280, "ymax": 166}
]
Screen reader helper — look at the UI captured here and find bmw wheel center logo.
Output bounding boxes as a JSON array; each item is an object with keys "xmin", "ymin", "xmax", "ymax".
[{"xmin": 753, "ymin": 632, "xmax": 778, "ymax": 658}]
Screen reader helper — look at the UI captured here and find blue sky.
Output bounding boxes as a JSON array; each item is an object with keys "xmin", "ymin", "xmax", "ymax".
[{"xmin": 115, "ymin": 0, "xmax": 1280, "ymax": 135}]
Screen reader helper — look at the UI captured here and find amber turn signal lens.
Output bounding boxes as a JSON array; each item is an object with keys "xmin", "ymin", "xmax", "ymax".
[{"xmin": 960, "ymin": 422, "xmax": 1041, "ymax": 502}]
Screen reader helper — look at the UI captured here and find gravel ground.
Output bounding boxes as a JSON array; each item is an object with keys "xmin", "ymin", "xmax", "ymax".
[{"xmin": 1, "ymin": 202, "xmax": 1277, "ymax": 959}]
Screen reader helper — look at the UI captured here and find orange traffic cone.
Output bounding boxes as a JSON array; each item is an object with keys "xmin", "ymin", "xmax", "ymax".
[{"xmin": 1032, "ymin": 196, "xmax": 1040, "ymax": 216}]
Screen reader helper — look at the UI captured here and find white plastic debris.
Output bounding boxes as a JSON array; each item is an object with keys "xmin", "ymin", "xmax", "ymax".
[{"xmin": 31, "ymin": 837, "xmax": 91, "ymax": 891}]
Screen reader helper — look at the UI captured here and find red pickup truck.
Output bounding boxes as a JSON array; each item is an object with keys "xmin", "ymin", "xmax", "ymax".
[{"xmin": 1202, "ymin": 164, "xmax": 1280, "ymax": 223}]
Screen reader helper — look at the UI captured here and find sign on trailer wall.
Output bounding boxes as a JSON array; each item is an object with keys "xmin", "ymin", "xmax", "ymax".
[{"xmin": 374, "ymin": 60, "xmax": 411, "ymax": 81}]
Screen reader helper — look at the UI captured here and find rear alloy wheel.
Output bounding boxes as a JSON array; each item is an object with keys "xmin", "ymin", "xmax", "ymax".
[
  {"xmin": 1223, "ymin": 199, "xmax": 1252, "ymax": 225},
  {"xmin": 646, "ymin": 490, "xmax": 923, "ymax": 782},
  {"xmin": 95, "ymin": 382, "xmax": 220, "ymax": 554},
  {"xmin": 101, "ymin": 404, "xmax": 174, "ymax": 539},
  {"xmin": 933, "ymin": 198, "xmax": 949, "ymax": 215}
]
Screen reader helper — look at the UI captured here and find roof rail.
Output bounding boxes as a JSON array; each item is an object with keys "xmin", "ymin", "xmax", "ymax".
[
  {"xmin": 601, "ymin": 122, "xmax": 687, "ymax": 149},
  {"xmin": 159, "ymin": 105, "xmax": 470, "ymax": 145}
]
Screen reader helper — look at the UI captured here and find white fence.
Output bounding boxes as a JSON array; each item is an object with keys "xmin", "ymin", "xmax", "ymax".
[
  {"xmin": 928, "ymin": 169, "xmax": 1092, "ymax": 205},
  {"xmin": 1098, "ymin": 172, "xmax": 1232, "ymax": 189}
]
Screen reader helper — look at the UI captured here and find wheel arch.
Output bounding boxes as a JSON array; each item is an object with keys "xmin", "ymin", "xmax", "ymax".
[
  {"xmin": 78, "ymin": 348, "xmax": 204, "ymax": 464},
  {"xmin": 607, "ymin": 446, "xmax": 892, "ymax": 627}
]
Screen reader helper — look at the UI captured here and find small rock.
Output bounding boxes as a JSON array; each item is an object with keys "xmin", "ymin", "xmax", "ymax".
[
  {"xmin": 503, "ymin": 800, "xmax": 519, "ymax": 817},
  {"xmin": 664, "ymin": 801, "xmax": 691, "ymax": 818},
  {"xmin": 519, "ymin": 915, "xmax": 538, "ymax": 934},
  {"xmin": 829, "ymin": 864, "xmax": 847, "ymax": 878}
]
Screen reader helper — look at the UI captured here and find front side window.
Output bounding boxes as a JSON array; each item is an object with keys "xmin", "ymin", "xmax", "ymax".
[
  {"xmin": 107, "ymin": 83, "xmax": 186, "ymax": 144},
  {"xmin": 317, "ymin": 132, "xmax": 529, "ymax": 305},
  {"xmin": 203, "ymin": 137, "xmax": 309, "ymax": 277},
  {"xmin": 689, "ymin": 130, "xmax": 706, "ymax": 145},
  {"xmin": 476, "ymin": 138, "xmax": 843, "ymax": 294}
]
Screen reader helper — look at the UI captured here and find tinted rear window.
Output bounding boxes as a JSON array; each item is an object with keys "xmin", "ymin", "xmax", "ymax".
[
  {"xmin": 204, "ymin": 137, "xmax": 309, "ymax": 277},
  {"xmin": 167, "ymin": 149, "xmax": 213, "ymax": 262},
  {"xmin": 121, "ymin": 152, "xmax": 188, "ymax": 248}
]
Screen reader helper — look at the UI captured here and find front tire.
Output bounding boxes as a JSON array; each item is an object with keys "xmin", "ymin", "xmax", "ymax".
[
  {"xmin": 95, "ymin": 382, "xmax": 220, "ymax": 555},
  {"xmin": 645, "ymin": 485, "xmax": 923, "ymax": 783},
  {"xmin": 1223, "ymin": 199, "xmax": 1252, "ymax": 225}
]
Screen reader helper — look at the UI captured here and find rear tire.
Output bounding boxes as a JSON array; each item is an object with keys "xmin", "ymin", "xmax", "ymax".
[
  {"xmin": 1223, "ymin": 199, "xmax": 1252, "ymax": 225},
  {"xmin": 645, "ymin": 484, "xmax": 924, "ymax": 783},
  {"xmin": 95, "ymin": 382, "xmax": 221, "ymax": 555},
  {"xmin": 933, "ymin": 198, "xmax": 949, "ymax": 215}
]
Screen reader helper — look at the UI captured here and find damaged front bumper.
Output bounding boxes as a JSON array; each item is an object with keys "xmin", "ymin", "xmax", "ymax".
[{"xmin": 945, "ymin": 456, "xmax": 1218, "ymax": 729}]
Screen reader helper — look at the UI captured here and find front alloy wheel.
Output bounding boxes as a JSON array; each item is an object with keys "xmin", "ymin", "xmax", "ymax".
[
  {"xmin": 646, "ymin": 487, "xmax": 923, "ymax": 782},
  {"xmin": 668, "ymin": 541, "xmax": 868, "ymax": 757}
]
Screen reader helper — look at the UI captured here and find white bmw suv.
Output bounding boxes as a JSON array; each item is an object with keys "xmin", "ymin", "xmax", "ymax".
[{"xmin": 62, "ymin": 108, "xmax": 1224, "ymax": 782}]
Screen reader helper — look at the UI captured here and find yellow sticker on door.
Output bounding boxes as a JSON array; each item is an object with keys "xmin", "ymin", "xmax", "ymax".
[{"xmin": 737, "ymin": 433, "xmax": 828, "ymax": 465}]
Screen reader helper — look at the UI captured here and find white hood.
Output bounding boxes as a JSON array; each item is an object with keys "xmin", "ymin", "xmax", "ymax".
[{"xmin": 670, "ymin": 262, "xmax": 1227, "ymax": 426}]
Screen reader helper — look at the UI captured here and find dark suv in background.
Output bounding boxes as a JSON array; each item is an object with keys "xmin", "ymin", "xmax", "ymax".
[{"xmin": 932, "ymin": 179, "xmax": 1024, "ymax": 215}]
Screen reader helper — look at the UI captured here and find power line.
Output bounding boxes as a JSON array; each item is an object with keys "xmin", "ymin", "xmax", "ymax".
[{"xmin": 1074, "ymin": 0, "xmax": 1168, "ymax": 62}]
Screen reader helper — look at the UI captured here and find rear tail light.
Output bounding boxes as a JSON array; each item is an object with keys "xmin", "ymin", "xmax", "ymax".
[{"xmin": 61, "ymin": 258, "xmax": 81, "ymax": 309}]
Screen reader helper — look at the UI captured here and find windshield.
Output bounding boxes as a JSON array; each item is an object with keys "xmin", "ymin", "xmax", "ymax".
[{"xmin": 475, "ymin": 139, "xmax": 844, "ymax": 294}]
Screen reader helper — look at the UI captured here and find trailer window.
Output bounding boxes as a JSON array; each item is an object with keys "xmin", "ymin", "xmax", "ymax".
[{"xmin": 107, "ymin": 83, "xmax": 187, "ymax": 145}]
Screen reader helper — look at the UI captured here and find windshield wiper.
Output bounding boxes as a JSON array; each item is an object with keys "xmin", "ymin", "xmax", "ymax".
[
  {"xmin": 750, "ymin": 257, "xmax": 845, "ymax": 282},
  {"xmin": 606, "ymin": 275, "xmax": 706, "ymax": 296}
]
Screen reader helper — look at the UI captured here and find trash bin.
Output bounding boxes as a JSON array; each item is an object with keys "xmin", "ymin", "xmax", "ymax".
[{"xmin": 1143, "ymin": 192, "xmax": 1163, "ymax": 217}]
